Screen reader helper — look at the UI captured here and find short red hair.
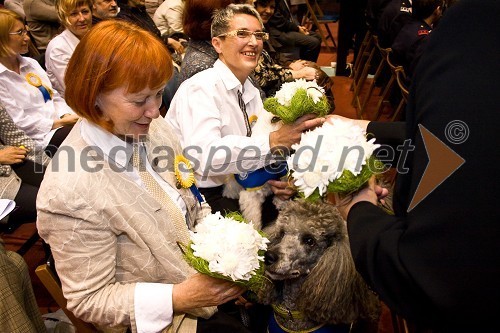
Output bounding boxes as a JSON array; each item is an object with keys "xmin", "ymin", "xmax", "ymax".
[{"xmin": 64, "ymin": 20, "xmax": 172, "ymax": 130}]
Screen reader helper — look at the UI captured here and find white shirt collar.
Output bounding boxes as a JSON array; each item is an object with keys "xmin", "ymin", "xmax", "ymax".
[
  {"xmin": 79, "ymin": 118, "xmax": 133, "ymax": 168},
  {"xmin": 213, "ymin": 59, "xmax": 259, "ymax": 103},
  {"xmin": 62, "ymin": 28, "xmax": 80, "ymax": 46},
  {"xmin": 0, "ymin": 55, "xmax": 35, "ymax": 75}
]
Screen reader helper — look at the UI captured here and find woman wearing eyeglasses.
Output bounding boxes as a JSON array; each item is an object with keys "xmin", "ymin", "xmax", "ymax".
[
  {"xmin": 166, "ymin": 4, "xmax": 324, "ymax": 224},
  {"xmin": 45, "ymin": 0, "xmax": 93, "ymax": 98},
  {"xmin": 0, "ymin": 9, "xmax": 78, "ymax": 157}
]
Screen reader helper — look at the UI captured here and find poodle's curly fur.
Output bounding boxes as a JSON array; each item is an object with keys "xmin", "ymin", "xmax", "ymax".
[{"xmin": 259, "ymin": 199, "xmax": 380, "ymax": 332}]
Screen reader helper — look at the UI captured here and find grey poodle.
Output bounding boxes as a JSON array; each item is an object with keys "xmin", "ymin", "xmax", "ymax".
[{"xmin": 259, "ymin": 199, "xmax": 380, "ymax": 333}]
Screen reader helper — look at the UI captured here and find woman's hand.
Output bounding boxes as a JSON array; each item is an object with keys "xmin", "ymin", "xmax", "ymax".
[
  {"xmin": 298, "ymin": 26, "xmax": 309, "ymax": 35},
  {"xmin": 269, "ymin": 114, "xmax": 325, "ymax": 150},
  {"xmin": 291, "ymin": 67, "xmax": 317, "ymax": 80},
  {"xmin": 268, "ymin": 179, "xmax": 296, "ymax": 200},
  {"xmin": 0, "ymin": 146, "xmax": 27, "ymax": 165},
  {"xmin": 172, "ymin": 273, "xmax": 245, "ymax": 313},
  {"xmin": 235, "ymin": 295, "xmax": 253, "ymax": 309},
  {"xmin": 167, "ymin": 38, "xmax": 185, "ymax": 54},
  {"xmin": 53, "ymin": 114, "xmax": 79, "ymax": 129},
  {"xmin": 336, "ymin": 176, "xmax": 389, "ymax": 220},
  {"xmin": 288, "ymin": 60, "xmax": 307, "ymax": 70}
]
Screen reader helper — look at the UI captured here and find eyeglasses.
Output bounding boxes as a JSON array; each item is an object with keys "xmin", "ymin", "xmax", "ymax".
[
  {"xmin": 8, "ymin": 27, "xmax": 29, "ymax": 37},
  {"xmin": 217, "ymin": 29, "xmax": 269, "ymax": 42}
]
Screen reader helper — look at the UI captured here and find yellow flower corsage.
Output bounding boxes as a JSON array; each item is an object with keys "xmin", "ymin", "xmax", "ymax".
[
  {"xmin": 174, "ymin": 155, "xmax": 195, "ymax": 188},
  {"xmin": 25, "ymin": 72, "xmax": 53, "ymax": 101},
  {"xmin": 248, "ymin": 114, "xmax": 258, "ymax": 126},
  {"xmin": 26, "ymin": 72, "xmax": 42, "ymax": 86}
]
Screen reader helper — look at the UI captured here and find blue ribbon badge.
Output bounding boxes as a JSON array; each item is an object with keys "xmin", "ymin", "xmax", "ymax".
[{"xmin": 25, "ymin": 73, "xmax": 53, "ymax": 103}]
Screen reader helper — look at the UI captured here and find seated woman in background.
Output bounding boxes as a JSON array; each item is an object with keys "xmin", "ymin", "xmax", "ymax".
[
  {"xmin": 253, "ymin": 0, "xmax": 334, "ymax": 98},
  {"xmin": 153, "ymin": 0, "xmax": 185, "ymax": 37},
  {"xmin": 37, "ymin": 20, "xmax": 249, "ymax": 333},
  {"xmin": 117, "ymin": 0, "xmax": 185, "ymax": 56},
  {"xmin": 152, "ymin": 0, "xmax": 188, "ymax": 54},
  {"xmin": 45, "ymin": 0, "xmax": 93, "ymax": 97},
  {"xmin": 0, "ymin": 104, "xmax": 48, "ymax": 230},
  {"xmin": 265, "ymin": 0, "xmax": 321, "ymax": 63},
  {"xmin": 177, "ymin": 0, "xmax": 232, "ymax": 88},
  {"xmin": 0, "ymin": 9, "xmax": 78, "ymax": 157}
]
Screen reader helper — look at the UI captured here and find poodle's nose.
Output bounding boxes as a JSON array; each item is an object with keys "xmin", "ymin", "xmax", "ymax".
[{"xmin": 264, "ymin": 251, "xmax": 278, "ymax": 265}]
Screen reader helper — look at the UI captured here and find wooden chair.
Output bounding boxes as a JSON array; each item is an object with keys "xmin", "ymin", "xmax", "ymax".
[
  {"xmin": 36, "ymin": 258, "xmax": 98, "ymax": 333},
  {"xmin": 373, "ymin": 51, "xmax": 406, "ymax": 121},
  {"xmin": 391, "ymin": 66, "xmax": 409, "ymax": 121},
  {"xmin": 358, "ymin": 35, "xmax": 392, "ymax": 119},
  {"xmin": 27, "ymin": 37, "xmax": 40, "ymax": 59},
  {"xmin": 350, "ymin": 31, "xmax": 376, "ymax": 118},
  {"xmin": 302, "ymin": 0, "xmax": 338, "ymax": 52},
  {"xmin": 350, "ymin": 29, "xmax": 373, "ymax": 90}
]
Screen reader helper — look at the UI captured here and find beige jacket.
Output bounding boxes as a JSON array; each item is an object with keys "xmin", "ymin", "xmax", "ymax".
[{"xmin": 37, "ymin": 118, "xmax": 216, "ymax": 333}]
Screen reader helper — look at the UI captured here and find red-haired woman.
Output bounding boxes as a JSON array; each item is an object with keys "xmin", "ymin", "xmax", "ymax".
[{"xmin": 37, "ymin": 20, "xmax": 250, "ymax": 333}]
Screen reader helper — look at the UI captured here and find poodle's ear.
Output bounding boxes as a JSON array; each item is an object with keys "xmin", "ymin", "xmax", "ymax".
[
  {"xmin": 263, "ymin": 200, "xmax": 292, "ymax": 240},
  {"xmin": 298, "ymin": 235, "xmax": 372, "ymax": 324},
  {"xmin": 262, "ymin": 217, "xmax": 280, "ymax": 241}
]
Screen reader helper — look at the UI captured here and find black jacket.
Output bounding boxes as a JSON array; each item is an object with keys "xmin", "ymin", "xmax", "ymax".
[{"xmin": 349, "ymin": 1, "xmax": 500, "ymax": 331}]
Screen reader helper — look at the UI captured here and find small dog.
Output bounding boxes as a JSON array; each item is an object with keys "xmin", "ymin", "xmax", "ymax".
[
  {"xmin": 222, "ymin": 109, "xmax": 286, "ymax": 229},
  {"xmin": 259, "ymin": 199, "xmax": 380, "ymax": 332}
]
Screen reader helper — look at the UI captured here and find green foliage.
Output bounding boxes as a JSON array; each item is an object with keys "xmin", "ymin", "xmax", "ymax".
[
  {"xmin": 327, "ymin": 156, "xmax": 383, "ymax": 194},
  {"xmin": 224, "ymin": 211, "xmax": 246, "ymax": 222},
  {"xmin": 263, "ymin": 88, "xmax": 330, "ymax": 124},
  {"xmin": 297, "ymin": 156, "xmax": 385, "ymax": 202}
]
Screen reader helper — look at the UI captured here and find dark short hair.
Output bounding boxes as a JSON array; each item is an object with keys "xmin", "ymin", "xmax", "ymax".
[
  {"xmin": 183, "ymin": 0, "xmax": 232, "ymax": 40},
  {"xmin": 64, "ymin": 20, "xmax": 172, "ymax": 131},
  {"xmin": 412, "ymin": 0, "xmax": 443, "ymax": 19},
  {"xmin": 254, "ymin": 0, "xmax": 274, "ymax": 8}
]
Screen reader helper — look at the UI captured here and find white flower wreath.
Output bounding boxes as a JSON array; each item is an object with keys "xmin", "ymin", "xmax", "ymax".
[
  {"xmin": 181, "ymin": 212, "xmax": 270, "ymax": 291},
  {"xmin": 287, "ymin": 117, "xmax": 382, "ymax": 200}
]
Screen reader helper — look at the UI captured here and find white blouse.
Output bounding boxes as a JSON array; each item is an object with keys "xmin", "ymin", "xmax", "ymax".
[
  {"xmin": 45, "ymin": 29, "xmax": 80, "ymax": 98},
  {"xmin": 166, "ymin": 59, "xmax": 271, "ymax": 188},
  {"xmin": 0, "ymin": 56, "xmax": 74, "ymax": 149}
]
